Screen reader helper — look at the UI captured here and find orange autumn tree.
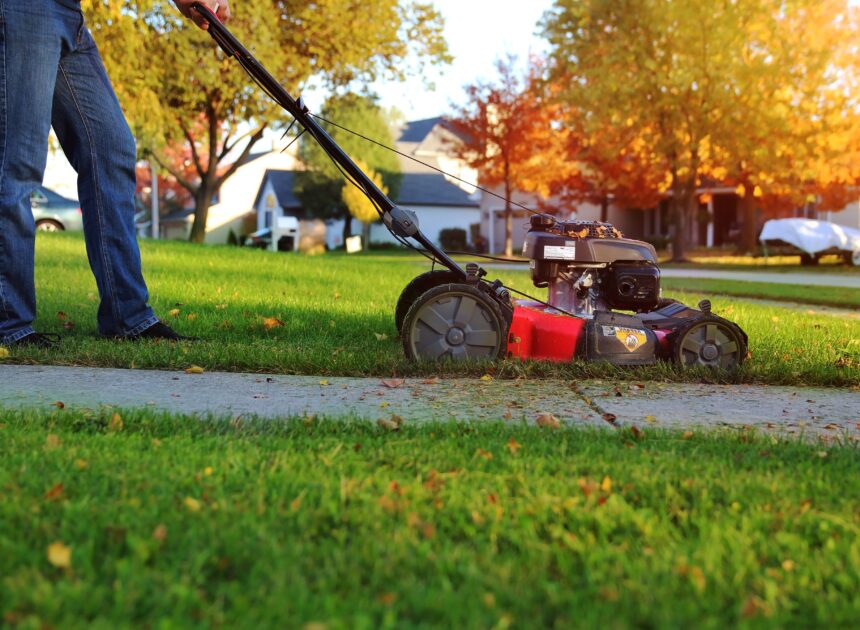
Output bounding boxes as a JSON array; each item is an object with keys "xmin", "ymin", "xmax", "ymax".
[{"xmin": 448, "ymin": 57, "xmax": 561, "ymax": 257}]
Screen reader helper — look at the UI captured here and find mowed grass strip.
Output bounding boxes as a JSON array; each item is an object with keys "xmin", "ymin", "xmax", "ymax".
[
  {"xmin": 661, "ymin": 277, "xmax": 860, "ymax": 309},
  {"xmin": 7, "ymin": 233, "xmax": 858, "ymax": 386},
  {"xmin": 1, "ymin": 409, "xmax": 859, "ymax": 628}
]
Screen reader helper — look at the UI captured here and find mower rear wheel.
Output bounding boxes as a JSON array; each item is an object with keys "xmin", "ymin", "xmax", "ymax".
[
  {"xmin": 673, "ymin": 318, "xmax": 747, "ymax": 371},
  {"xmin": 394, "ymin": 270, "xmax": 461, "ymax": 333},
  {"xmin": 402, "ymin": 283, "xmax": 508, "ymax": 361}
]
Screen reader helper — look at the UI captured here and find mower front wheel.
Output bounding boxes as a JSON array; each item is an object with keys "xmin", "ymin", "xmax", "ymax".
[
  {"xmin": 673, "ymin": 318, "xmax": 747, "ymax": 371},
  {"xmin": 402, "ymin": 283, "xmax": 508, "ymax": 362},
  {"xmin": 394, "ymin": 270, "xmax": 461, "ymax": 333}
]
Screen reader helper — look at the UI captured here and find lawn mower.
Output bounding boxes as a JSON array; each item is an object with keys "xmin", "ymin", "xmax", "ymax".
[{"xmin": 193, "ymin": 3, "xmax": 748, "ymax": 371}]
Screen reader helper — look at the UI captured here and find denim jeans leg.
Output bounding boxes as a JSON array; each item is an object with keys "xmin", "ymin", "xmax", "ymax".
[
  {"xmin": 51, "ymin": 22, "xmax": 157, "ymax": 337},
  {"xmin": 0, "ymin": 2, "xmax": 62, "ymax": 344}
]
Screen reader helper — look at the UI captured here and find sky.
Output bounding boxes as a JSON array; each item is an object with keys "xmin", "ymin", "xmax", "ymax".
[{"xmin": 304, "ymin": 0, "xmax": 556, "ymax": 122}]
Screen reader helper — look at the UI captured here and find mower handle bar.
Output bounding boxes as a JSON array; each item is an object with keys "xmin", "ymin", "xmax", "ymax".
[{"xmin": 189, "ymin": 2, "xmax": 467, "ymax": 278}]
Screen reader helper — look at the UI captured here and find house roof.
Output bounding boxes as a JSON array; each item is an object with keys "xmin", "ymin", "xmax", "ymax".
[
  {"xmin": 397, "ymin": 172, "xmax": 478, "ymax": 207},
  {"xmin": 398, "ymin": 117, "xmax": 444, "ymax": 143},
  {"xmin": 258, "ymin": 170, "xmax": 303, "ymax": 209}
]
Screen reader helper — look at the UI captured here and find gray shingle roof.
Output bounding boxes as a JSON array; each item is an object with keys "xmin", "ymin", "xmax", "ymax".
[{"xmin": 398, "ymin": 117, "xmax": 444, "ymax": 143}]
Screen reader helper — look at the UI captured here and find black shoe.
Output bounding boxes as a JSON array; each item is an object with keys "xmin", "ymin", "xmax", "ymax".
[
  {"xmin": 126, "ymin": 321, "xmax": 198, "ymax": 341},
  {"xmin": 8, "ymin": 332, "xmax": 61, "ymax": 349}
]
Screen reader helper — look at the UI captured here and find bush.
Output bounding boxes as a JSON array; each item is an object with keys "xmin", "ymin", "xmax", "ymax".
[{"xmin": 439, "ymin": 228, "xmax": 469, "ymax": 251}]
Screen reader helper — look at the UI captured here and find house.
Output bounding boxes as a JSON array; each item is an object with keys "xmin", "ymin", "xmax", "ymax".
[
  {"xmin": 161, "ymin": 144, "xmax": 300, "ymax": 243},
  {"xmin": 253, "ymin": 117, "xmax": 483, "ymax": 249}
]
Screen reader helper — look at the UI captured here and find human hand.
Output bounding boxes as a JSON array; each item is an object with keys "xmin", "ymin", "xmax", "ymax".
[{"xmin": 173, "ymin": 0, "xmax": 231, "ymax": 30}]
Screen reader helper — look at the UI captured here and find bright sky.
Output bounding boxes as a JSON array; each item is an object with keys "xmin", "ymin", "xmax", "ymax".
[{"xmin": 304, "ymin": 0, "xmax": 555, "ymax": 122}]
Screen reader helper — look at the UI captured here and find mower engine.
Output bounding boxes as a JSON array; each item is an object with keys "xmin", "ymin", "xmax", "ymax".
[{"xmin": 508, "ymin": 215, "xmax": 748, "ymax": 369}]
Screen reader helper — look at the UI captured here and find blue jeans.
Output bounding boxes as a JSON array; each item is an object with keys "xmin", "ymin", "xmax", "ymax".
[{"xmin": 0, "ymin": 0, "xmax": 158, "ymax": 342}]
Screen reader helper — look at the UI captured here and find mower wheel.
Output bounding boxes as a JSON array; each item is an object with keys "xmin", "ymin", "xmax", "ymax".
[
  {"xmin": 402, "ymin": 283, "xmax": 508, "ymax": 361},
  {"xmin": 673, "ymin": 317, "xmax": 747, "ymax": 371},
  {"xmin": 394, "ymin": 270, "xmax": 461, "ymax": 333}
]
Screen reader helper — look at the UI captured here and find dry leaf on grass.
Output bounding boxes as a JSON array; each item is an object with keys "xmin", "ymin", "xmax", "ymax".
[
  {"xmin": 535, "ymin": 412, "xmax": 560, "ymax": 429},
  {"xmin": 47, "ymin": 542, "xmax": 71, "ymax": 569},
  {"xmin": 262, "ymin": 317, "xmax": 285, "ymax": 330}
]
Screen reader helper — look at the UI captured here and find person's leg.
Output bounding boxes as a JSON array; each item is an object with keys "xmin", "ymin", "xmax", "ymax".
[
  {"xmin": 0, "ymin": 1, "xmax": 65, "ymax": 344},
  {"xmin": 50, "ymin": 11, "xmax": 158, "ymax": 337}
]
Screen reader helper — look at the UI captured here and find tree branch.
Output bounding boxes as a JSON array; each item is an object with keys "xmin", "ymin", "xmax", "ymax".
[
  {"xmin": 151, "ymin": 150, "xmax": 197, "ymax": 194},
  {"xmin": 216, "ymin": 123, "xmax": 269, "ymax": 186},
  {"xmin": 178, "ymin": 118, "xmax": 206, "ymax": 180}
]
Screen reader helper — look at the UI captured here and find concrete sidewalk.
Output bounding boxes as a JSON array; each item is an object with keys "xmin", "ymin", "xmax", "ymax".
[{"xmin": 1, "ymin": 365, "xmax": 857, "ymax": 441}]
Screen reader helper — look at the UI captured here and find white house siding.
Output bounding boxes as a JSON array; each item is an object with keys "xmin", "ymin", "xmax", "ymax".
[
  {"xmin": 824, "ymin": 199, "xmax": 860, "ymax": 229},
  {"xmin": 203, "ymin": 150, "xmax": 299, "ymax": 245},
  {"xmin": 370, "ymin": 205, "xmax": 481, "ymax": 245}
]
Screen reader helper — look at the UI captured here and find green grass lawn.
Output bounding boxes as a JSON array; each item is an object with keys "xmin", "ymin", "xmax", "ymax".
[
  {"xmin": 661, "ymin": 277, "xmax": 860, "ymax": 309},
  {"xmin": 2, "ymin": 233, "xmax": 856, "ymax": 387},
  {"xmin": 1, "ymin": 408, "xmax": 858, "ymax": 628}
]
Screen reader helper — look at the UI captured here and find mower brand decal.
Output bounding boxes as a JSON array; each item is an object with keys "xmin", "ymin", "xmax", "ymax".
[
  {"xmin": 543, "ymin": 245, "xmax": 576, "ymax": 260},
  {"xmin": 602, "ymin": 326, "xmax": 648, "ymax": 352}
]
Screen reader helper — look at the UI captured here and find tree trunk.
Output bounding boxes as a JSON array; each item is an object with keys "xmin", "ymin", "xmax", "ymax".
[
  {"xmin": 739, "ymin": 187, "xmax": 758, "ymax": 254},
  {"xmin": 189, "ymin": 183, "xmax": 215, "ymax": 244},
  {"xmin": 342, "ymin": 214, "xmax": 353, "ymax": 248},
  {"xmin": 669, "ymin": 183, "xmax": 695, "ymax": 263},
  {"xmin": 600, "ymin": 195, "xmax": 609, "ymax": 223},
  {"xmin": 362, "ymin": 221, "xmax": 371, "ymax": 251}
]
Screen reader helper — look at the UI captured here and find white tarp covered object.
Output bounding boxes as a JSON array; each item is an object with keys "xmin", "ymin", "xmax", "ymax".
[{"xmin": 759, "ymin": 218, "xmax": 860, "ymax": 256}]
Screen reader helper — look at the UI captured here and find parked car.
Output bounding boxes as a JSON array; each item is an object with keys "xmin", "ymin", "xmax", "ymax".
[
  {"xmin": 760, "ymin": 218, "xmax": 860, "ymax": 266},
  {"xmin": 31, "ymin": 186, "xmax": 82, "ymax": 232}
]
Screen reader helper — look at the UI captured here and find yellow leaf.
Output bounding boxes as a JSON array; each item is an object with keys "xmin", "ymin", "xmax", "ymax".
[
  {"xmin": 782, "ymin": 559, "xmax": 796, "ymax": 572},
  {"xmin": 185, "ymin": 365, "xmax": 205, "ymax": 374},
  {"xmin": 480, "ymin": 374, "xmax": 494, "ymax": 382},
  {"xmin": 47, "ymin": 541, "xmax": 72, "ymax": 568},
  {"xmin": 379, "ymin": 401, "xmax": 390, "ymax": 409},
  {"xmin": 169, "ymin": 309, "xmax": 181, "ymax": 317},
  {"xmin": 0, "ymin": 347, "xmax": 9, "ymax": 360},
  {"xmin": 682, "ymin": 431, "xmax": 695, "ymax": 440},
  {"xmin": 319, "ymin": 379, "xmax": 330, "ymax": 386},
  {"xmin": 600, "ymin": 475, "xmax": 612, "ymax": 493},
  {"xmin": 203, "ymin": 466, "xmax": 214, "ymax": 476},
  {"xmin": 645, "ymin": 415, "xmax": 657, "ymax": 424},
  {"xmin": 184, "ymin": 497, "xmax": 202, "ymax": 512},
  {"xmin": 108, "ymin": 412, "xmax": 124, "ymax": 432},
  {"xmin": 262, "ymin": 317, "xmax": 285, "ymax": 330}
]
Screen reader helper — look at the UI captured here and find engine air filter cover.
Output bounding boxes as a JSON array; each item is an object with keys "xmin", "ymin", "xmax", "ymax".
[{"xmin": 604, "ymin": 262, "xmax": 661, "ymax": 312}]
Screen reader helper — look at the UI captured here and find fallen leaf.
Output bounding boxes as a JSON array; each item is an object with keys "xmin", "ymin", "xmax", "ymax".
[
  {"xmin": 45, "ymin": 434, "xmax": 62, "ymax": 450},
  {"xmin": 682, "ymin": 431, "xmax": 695, "ymax": 440},
  {"xmin": 390, "ymin": 414, "xmax": 405, "ymax": 428},
  {"xmin": 630, "ymin": 426, "xmax": 644, "ymax": 439},
  {"xmin": 782, "ymin": 559, "xmax": 796, "ymax": 572},
  {"xmin": 152, "ymin": 524, "xmax": 168, "ymax": 542},
  {"xmin": 535, "ymin": 412, "xmax": 561, "ymax": 429},
  {"xmin": 47, "ymin": 542, "xmax": 72, "ymax": 569},
  {"xmin": 480, "ymin": 374, "xmax": 494, "ymax": 382},
  {"xmin": 44, "ymin": 483, "xmax": 64, "ymax": 502},
  {"xmin": 377, "ymin": 418, "xmax": 400, "ymax": 432},
  {"xmin": 600, "ymin": 476, "xmax": 612, "ymax": 493},
  {"xmin": 506, "ymin": 438, "xmax": 521, "ymax": 455},
  {"xmin": 57, "ymin": 311, "xmax": 68, "ymax": 321},
  {"xmin": 379, "ymin": 401, "xmax": 390, "ymax": 409},
  {"xmin": 319, "ymin": 379, "xmax": 330, "ymax": 386},
  {"xmin": 602, "ymin": 413, "xmax": 617, "ymax": 424},
  {"xmin": 54, "ymin": 401, "xmax": 65, "ymax": 410},
  {"xmin": 169, "ymin": 309, "xmax": 181, "ymax": 317},
  {"xmin": 0, "ymin": 347, "xmax": 9, "ymax": 360},
  {"xmin": 644, "ymin": 415, "xmax": 657, "ymax": 424},
  {"xmin": 374, "ymin": 332, "xmax": 388, "ymax": 341},
  {"xmin": 262, "ymin": 317, "xmax": 285, "ymax": 330},
  {"xmin": 421, "ymin": 377, "xmax": 440, "ymax": 385},
  {"xmin": 74, "ymin": 459, "xmax": 88, "ymax": 471},
  {"xmin": 475, "ymin": 448, "xmax": 493, "ymax": 460},
  {"xmin": 184, "ymin": 497, "xmax": 202, "ymax": 512},
  {"xmin": 107, "ymin": 412, "xmax": 124, "ymax": 432},
  {"xmin": 380, "ymin": 379, "xmax": 405, "ymax": 389},
  {"xmin": 184, "ymin": 365, "xmax": 205, "ymax": 375}
]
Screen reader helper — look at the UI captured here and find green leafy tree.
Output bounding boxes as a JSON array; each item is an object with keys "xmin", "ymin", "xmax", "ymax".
[
  {"xmin": 82, "ymin": 0, "xmax": 446, "ymax": 242},
  {"xmin": 294, "ymin": 93, "xmax": 402, "ymax": 244}
]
